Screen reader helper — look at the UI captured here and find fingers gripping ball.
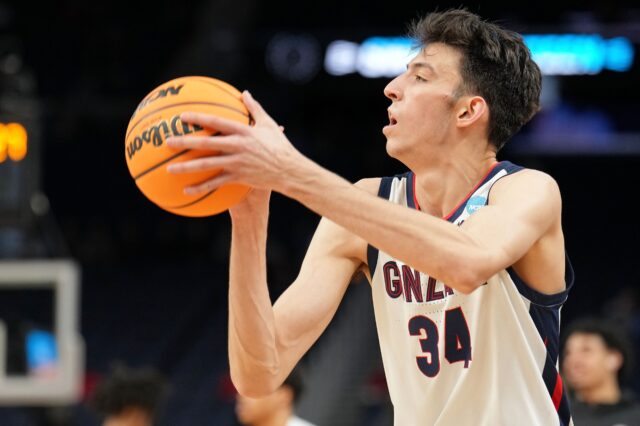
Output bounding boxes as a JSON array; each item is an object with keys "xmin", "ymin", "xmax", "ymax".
[{"xmin": 125, "ymin": 76, "xmax": 251, "ymax": 217}]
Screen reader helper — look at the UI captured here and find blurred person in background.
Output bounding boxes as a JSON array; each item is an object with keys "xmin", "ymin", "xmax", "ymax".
[
  {"xmin": 562, "ymin": 317, "xmax": 640, "ymax": 426},
  {"xmin": 90, "ymin": 365, "xmax": 166, "ymax": 426},
  {"xmin": 602, "ymin": 285, "xmax": 640, "ymax": 393},
  {"xmin": 235, "ymin": 368, "xmax": 316, "ymax": 426}
]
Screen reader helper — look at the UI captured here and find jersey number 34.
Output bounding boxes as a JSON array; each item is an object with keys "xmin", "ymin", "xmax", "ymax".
[{"xmin": 408, "ymin": 307, "xmax": 472, "ymax": 377}]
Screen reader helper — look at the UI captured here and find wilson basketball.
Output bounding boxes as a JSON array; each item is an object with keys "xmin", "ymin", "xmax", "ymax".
[{"xmin": 125, "ymin": 76, "xmax": 251, "ymax": 217}]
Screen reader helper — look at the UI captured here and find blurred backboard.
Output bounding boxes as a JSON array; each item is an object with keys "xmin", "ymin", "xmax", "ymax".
[{"xmin": 0, "ymin": 259, "xmax": 83, "ymax": 405}]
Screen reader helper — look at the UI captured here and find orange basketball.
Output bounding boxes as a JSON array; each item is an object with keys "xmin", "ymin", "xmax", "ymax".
[{"xmin": 125, "ymin": 76, "xmax": 251, "ymax": 217}]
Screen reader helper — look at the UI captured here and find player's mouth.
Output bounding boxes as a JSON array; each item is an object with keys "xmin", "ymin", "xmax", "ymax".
[
  {"xmin": 388, "ymin": 111, "xmax": 398, "ymax": 126},
  {"xmin": 383, "ymin": 111, "xmax": 398, "ymax": 133}
]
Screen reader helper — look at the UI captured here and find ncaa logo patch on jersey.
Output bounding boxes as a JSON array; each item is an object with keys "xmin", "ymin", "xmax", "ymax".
[{"xmin": 465, "ymin": 195, "xmax": 487, "ymax": 215}]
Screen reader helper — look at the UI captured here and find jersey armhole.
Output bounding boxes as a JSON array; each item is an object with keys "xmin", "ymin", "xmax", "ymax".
[
  {"xmin": 487, "ymin": 164, "xmax": 573, "ymax": 307},
  {"xmin": 507, "ymin": 253, "xmax": 575, "ymax": 308}
]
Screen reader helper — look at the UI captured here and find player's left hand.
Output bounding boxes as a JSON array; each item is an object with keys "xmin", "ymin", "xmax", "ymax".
[{"xmin": 166, "ymin": 91, "xmax": 306, "ymax": 195}]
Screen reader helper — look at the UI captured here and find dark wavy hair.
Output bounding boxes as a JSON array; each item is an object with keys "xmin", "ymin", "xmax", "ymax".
[
  {"xmin": 409, "ymin": 9, "xmax": 542, "ymax": 151},
  {"xmin": 91, "ymin": 365, "xmax": 167, "ymax": 419}
]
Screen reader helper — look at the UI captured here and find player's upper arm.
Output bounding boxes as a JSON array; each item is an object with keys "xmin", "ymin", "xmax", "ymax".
[
  {"xmin": 458, "ymin": 169, "xmax": 563, "ymax": 291},
  {"xmin": 270, "ymin": 178, "xmax": 379, "ymax": 377}
]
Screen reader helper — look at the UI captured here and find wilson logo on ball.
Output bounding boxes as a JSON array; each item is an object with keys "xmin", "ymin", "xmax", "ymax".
[{"xmin": 126, "ymin": 116, "xmax": 203, "ymax": 160}]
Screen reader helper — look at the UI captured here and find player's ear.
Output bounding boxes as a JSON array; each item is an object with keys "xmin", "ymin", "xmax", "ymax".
[
  {"xmin": 606, "ymin": 351, "xmax": 623, "ymax": 372},
  {"xmin": 456, "ymin": 96, "xmax": 487, "ymax": 129}
]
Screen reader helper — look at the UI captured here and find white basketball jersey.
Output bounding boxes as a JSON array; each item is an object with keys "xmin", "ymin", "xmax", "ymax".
[{"xmin": 367, "ymin": 162, "xmax": 574, "ymax": 426}]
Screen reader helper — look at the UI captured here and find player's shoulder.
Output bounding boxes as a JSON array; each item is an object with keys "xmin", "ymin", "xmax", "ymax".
[
  {"xmin": 489, "ymin": 166, "xmax": 562, "ymax": 217},
  {"xmin": 354, "ymin": 177, "xmax": 382, "ymax": 195},
  {"xmin": 494, "ymin": 166, "xmax": 561, "ymax": 199}
]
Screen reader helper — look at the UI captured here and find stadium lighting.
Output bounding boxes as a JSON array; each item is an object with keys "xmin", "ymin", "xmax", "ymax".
[
  {"xmin": 324, "ymin": 34, "xmax": 635, "ymax": 78},
  {"xmin": 0, "ymin": 123, "xmax": 28, "ymax": 163}
]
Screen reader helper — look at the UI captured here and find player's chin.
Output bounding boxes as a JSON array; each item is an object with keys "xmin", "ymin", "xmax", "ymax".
[{"xmin": 384, "ymin": 137, "xmax": 403, "ymax": 159}]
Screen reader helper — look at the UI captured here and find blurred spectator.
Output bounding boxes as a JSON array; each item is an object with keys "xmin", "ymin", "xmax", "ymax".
[
  {"xmin": 562, "ymin": 317, "xmax": 640, "ymax": 426},
  {"xmin": 235, "ymin": 368, "xmax": 315, "ymax": 426},
  {"xmin": 90, "ymin": 365, "xmax": 167, "ymax": 426},
  {"xmin": 603, "ymin": 285, "xmax": 640, "ymax": 393}
]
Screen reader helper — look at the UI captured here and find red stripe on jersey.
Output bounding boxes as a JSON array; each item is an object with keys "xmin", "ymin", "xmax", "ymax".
[
  {"xmin": 442, "ymin": 162, "xmax": 500, "ymax": 220},
  {"xmin": 411, "ymin": 173, "xmax": 421, "ymax": 211},
  {"xmin": 552, "ymin": 373, "xmax": 564, "ymax": 411}
]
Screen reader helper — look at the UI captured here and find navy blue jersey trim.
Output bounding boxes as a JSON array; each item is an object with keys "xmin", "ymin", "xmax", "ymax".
[
  {"xmin": 406, "ymin": 162, "xmax": 523, "ymax": 219},
  {"xmin": 445, "ymin": 161, "xmax": 523, "ymax": 223},
  {"xmin": 507, "ymin": 253, "xmax": 575, "ymax": 308},
  {"xmin": 495, "ymin": 160, "xmax": 524, "ymax": 174},
  {"xmin": 483, "ymin": 161, "xmax": 524, "ymax": 207},
  {"xmin": 527, "ymin": 300, "xmax": 572, "ymax": 424},
  {"xmin": 405, "ymin": 171, "xmax": 417, "ymax": 209},
  {"xmin": 529, "ymin": 303, "xmax": 561, "ymax": 360},
  {"xmin": 559, "ymin": 393, "xmax": 572, "ymax": 426},
  {"xmin": 541, "ymin": 356, "xmax": 572, "ymax": 426},
  {"xmin": 367, "ymin": 177, "xmax": 394, "ymax": 278}
]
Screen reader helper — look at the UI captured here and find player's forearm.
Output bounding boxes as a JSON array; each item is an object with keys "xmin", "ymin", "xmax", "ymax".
[
  {"xmin": 281, "ymin": 162, "xmax": 490, "ymax": 293},
  {"xmin": 228, "ymin": 216, "xmax": 282, "ymax": 396}
]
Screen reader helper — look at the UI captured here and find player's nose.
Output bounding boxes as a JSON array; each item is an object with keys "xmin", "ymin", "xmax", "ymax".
[{"xmin": 384, "ymin": 76, "xmax": 403, "ymax": 101}]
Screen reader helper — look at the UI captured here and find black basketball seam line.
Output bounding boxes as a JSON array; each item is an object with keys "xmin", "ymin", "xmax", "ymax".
[
  {"xmin": 188, "ymin": 77, "xmax": 244, "ymax": 99},
  {"xmin": 182, "ymin": 170, "xmax": 225, "ymax": 188},
  {"xmin": 161, "ymin": 188, "xmax": 217, "ymax": 210},
  {"xmin": 191, "ymin": 79, "xmax": 255, "ymax": 124},
  {"xmin": 162, "ymin": 182, "xmax": 249, "ymax": 211},
  {"xmin": 133, "ymin": 148, "xmax": 191, "ymax": 180},
  {"xmin": 127, "ymin": 77, "xmax": 246, "ymax": 132},
  {"xmin": 125, "ymin": 101, "xmax": 250, "ymax": 141},
  {"xmin": 132, "ymin": 130, "xmax": 224, "ymax": 181}
]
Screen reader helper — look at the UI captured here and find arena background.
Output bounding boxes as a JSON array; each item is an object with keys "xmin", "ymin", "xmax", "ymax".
[{"xmin": 0, "ymin": 0, "xmax": 639, "ymax": 424}]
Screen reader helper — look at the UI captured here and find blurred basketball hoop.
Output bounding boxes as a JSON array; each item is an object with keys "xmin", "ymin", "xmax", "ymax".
[{"xmin": 0, "ymin": 259, "xmax": 84, "ymax": 405}]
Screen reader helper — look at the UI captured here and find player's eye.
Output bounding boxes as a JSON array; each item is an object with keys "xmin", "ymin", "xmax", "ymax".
[{"xmin": 415, "ymin": 75, "xmax": 427, "ymax": 82}]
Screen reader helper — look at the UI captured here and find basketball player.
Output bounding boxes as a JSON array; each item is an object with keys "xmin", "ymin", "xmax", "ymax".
[{"xmin": 167, "ymin": 9, "xmax": 573, "ymax": 425}]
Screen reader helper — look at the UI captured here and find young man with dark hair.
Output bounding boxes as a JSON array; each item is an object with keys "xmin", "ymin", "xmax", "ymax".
[
  {"xmin": 90, "ymin": 365, "xmax": 166, "ymax": 426},
  {"xmin": 562, "ymin": 318, "xmax": 640, "ymax": 426},
  {"xmin": 168, "ymin": 8, "xmax": 574, "ymax": 425}
]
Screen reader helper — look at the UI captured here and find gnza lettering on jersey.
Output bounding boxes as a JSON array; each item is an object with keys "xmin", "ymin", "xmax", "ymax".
[{"xmin": 383, "ymin": 261, "xmax": 455, "ymax": 303}]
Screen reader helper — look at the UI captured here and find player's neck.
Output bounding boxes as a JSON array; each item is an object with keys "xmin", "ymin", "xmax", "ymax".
[
  {"xmin": 577, "ymin": 378, "xmax": 622, "ymax": 405},
  {"xmin": 257, "ymin": 407, "xmax": 293, "ymax": 426},
  {"xmin": 411, "ymin": 146, "xmax": 497, "ymax": 218}
]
